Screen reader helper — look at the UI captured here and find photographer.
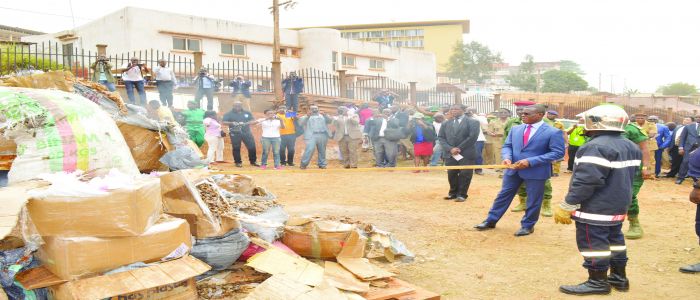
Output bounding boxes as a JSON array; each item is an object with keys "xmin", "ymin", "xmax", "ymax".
[
  {"xmin": 90, "ymin": 55, "xmax": 116, "ymax": 92},
  {"xmin": 153, "ymin": 59, "xmax": 178, "ymax": 108},
  {"xmin": 194, "ymin": 68, "xmax": 218, "ymax": 110},
  {"xmin": 118, "ymin": 57, "xmax": 149, "ymax": 105},
  {"xmin": 230, "ymin": 74, "xmax": 252, "ymax": 111},
  {"xmin": 282, "ymin": 71, "xmax": 304, "ymax": 112}
]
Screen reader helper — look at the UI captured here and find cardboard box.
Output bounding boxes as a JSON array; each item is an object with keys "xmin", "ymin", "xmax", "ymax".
[
  {"xmin": 38, "ymin": 217, "xmax": 192, "ymax": 280},
  {"xmin": 27, "ymin": 178, "xmax": 162, "ymax": 237},
  {"xmin": 48, "ymin": 255, "xmax": 210, "ymax": 300},
  {"xmin": 160, "ymin": 170, "xmax": 240, "ymax": 238}
]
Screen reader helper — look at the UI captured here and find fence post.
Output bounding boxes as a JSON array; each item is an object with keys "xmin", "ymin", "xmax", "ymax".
[
  {"xmin": 338, "ymin": 69, "xmax": 347, "ymax": 98},
  {"xmin": 453, "ymin": 90, "xmax": 462, "ymax": 105},
  {"xmin": 666, "ymin": 107, "xmax": 674, "ymax": 122},
  {"xmin": 193, "ymin": 51, "xmax": 203, "ymax": 71},
  {"xmin": 96, "ymin": 44, "xmax": 107, "ymax": 56},
  {"xmin": 493, "ymin": 93, "xmax": 501, "ymax": 111},
  {"xmin": 558, "ymin": 102, "xmax": 567, "ymax": 118},
  {"xmin": 409, "ymin": 82, "xmax": 417, "ymax": 106}
]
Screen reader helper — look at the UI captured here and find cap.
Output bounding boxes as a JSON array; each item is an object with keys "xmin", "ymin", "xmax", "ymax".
[
  {"xmin": 513, "ymin": 100, "xmax": 536, "ymax": 107},
  {"xmin": 413, "ymin": 112, "xmax": 425, "ymax": 119},
  {"xmin": 547, "ymin": 110, "xmax": 559, "ymax": 116},
  {"xmin": 429, "ymin": 106, "xmax": 439, "ymax": 112}
]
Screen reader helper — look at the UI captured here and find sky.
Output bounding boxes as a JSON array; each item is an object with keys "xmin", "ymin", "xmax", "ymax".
[{"xmin": 2, "ymin": 0, "xmax": 699, "ymax": 93}]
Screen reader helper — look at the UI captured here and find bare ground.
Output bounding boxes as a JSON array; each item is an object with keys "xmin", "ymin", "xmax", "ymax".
[{"xmin": 216, "ymin": 149, "xmax": 700, "ymax": 299}]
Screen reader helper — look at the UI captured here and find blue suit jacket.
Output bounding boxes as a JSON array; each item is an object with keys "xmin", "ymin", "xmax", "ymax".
[
  {"xmin": 502, "ymin": 122, "xmax": 566, "ymax": 180},
  {"xmin": 656, "ymin": 124, "xmax": 672, "ymax": 149}
]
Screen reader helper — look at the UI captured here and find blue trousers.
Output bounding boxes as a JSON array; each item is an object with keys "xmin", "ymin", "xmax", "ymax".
[
  {"xmin": 301, "ymin": 133, "xmax": 328, "ymax": 167},
  {"xmin": 124, "ymin": 80, "xmax": 147, "ymax": 105},
  {"xmin": 486, "ymin": 174, "xmax": 546, "ymax": 229},
  {"xmin": 286, "ymin": 93, "xmax": 299, "ymax": 112},
  {"xmin": 261, "ymin": 137, "xmax": 281, "ymax": 167},
  {"xmin": 157, "ymin": 80, "xmax": 175, "ymax": 107},
  {"xmin": 575, "ymin": 222, "xmax": 627, "ymax": 271},
  {"xmin": 98, "ymin": 80, "xmax": 116, "ymax": 92},
  {"xmin": 475, "ymin": 141, "xmax": 485, "ymax": 168},
  {"xmin": 654, "ymin": 148, "xmax": 664, "ymax": 176},
  {"xmin": 430, "ymin": 142, "xmax": 442, "ymax": 166},
  {"xmin": 279, "ymin": 134, "xmax": 297, "ymax": 165}
]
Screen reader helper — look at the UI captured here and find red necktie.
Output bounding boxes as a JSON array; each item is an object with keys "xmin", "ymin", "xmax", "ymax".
[{"xmin": 523, "ymin": 125, "xmax": 533, "ymax": 146}]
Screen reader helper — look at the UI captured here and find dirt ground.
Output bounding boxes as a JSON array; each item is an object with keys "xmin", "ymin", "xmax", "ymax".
[{"xmin": 215, "ymin": 147, "xmax": 700, "ymax": 299}]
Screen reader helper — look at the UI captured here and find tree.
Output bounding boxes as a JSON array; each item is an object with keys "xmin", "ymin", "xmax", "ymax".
[
  {"xmin": 559, "ymin": 60, "xmax": 585, "ymax": 76},
  {"xmin": 445, "ymin": 41, "xmax": 502, "ymax": 84},
  {"xmin": 506, "ymin": 55, "xmax": 538, "ymax": 92},
  {"xmin": 656, "ymin": 82, "xmax": 698, "ymax": 96},
  {"xmin": 540, "ymin": 70, "xmax": 588, "ymax": 93},
  {"xmin": 623, "ymin": 88, "xmax": 639, "ymax": 97}
]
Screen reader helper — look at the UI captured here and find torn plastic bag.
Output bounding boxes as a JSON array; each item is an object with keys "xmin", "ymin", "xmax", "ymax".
[
  {"xmin": 238, "ymin": 206, "xmax": 288, "ymax": 243},
  {"xmin": 191, "ymin": 228, "xmax": 250, "ymax": 278},
  {"xmin": 0, "ymin": 248, "xmax": 48, "ymax": 300},
  {"xmin": 159, "ymin": 147, "xmax": 207, "ymax": 171}
]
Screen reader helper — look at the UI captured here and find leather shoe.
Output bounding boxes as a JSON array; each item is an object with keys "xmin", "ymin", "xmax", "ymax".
[
  {"xmin": 676, "ymin": 178, "xmax": 685, "ymax": 184},
  {"xmin": 235, "ymin": 163, "xmax": 243, "ymax": 168},
  {"xmin": 444, "ymin": 195, "xmax": 457, "ymax": 200},
  {"xmin": 454, "ymin": 196, "xmax": 467, "ymax": 202},
  {"xmin": 679, "ymin": 262, "xmax": 700, "ymax": 273},
  {"xmin": 474, "ymin": 221, "xmax": 496, "ymax": 230},
  {"xmin": 251, "ymin": 162, "xmax": 261, "ymax": 167},
  {"xmin": 514, "ymin": 227, "xmax": 534, "ymax": 236}
]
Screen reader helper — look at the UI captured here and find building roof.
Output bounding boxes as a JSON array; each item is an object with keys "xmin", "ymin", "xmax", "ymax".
[
  {"xmin": 0, "ymin": 24, "xmax": 44, "ymax": 36},
  {"xmin": 291, "ymin": 19, "xmax": 470, "ymax": 33}
]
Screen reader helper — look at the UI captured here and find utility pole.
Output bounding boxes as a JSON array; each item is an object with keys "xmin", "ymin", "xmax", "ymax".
[
  {"xmin": 598, "ymin": 72, "xmax": 601, "ymax": 92},
  {"xmin": 271, "ymin": 0, "xmax": 297, "ymax": 103}
]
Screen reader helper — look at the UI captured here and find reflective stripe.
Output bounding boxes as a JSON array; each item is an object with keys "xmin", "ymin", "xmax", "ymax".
[
  {"xmin": 610, "ymin": 245, "xmax": 627, "ymax": 251},
  {"xmin": 573, "ymin": 211, "xmax": 627, "ymax": 222},
  {"xmin": 580, "ymin": 251, "xmax": 612, "ymax": 257},
  {"xmin": 575, "ymin": 156, "xmax": 641, "ymax": 169}
]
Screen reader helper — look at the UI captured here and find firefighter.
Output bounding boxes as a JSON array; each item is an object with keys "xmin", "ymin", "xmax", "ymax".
[{"xmin": 554, "ymin": 105, "xmax": 642, "ymax": 295}]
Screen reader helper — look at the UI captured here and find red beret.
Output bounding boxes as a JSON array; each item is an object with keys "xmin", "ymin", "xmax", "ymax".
[{"xmin": 513, "ymin": 100, "xmax": 536, "ymax": 107}]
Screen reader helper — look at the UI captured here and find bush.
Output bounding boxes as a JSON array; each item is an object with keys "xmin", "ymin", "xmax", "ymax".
[{"xmin": 1, "ymin": 44, "xmax": 64, "ymax": 75}]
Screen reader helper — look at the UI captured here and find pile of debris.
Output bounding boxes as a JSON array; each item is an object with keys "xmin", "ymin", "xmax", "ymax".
[{"xmin": 0, "ymin": 72, "xmax": 439, "ymax": 299}]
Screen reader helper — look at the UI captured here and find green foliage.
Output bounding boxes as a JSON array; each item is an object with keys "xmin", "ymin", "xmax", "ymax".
[
  {"xmin": 656, "ymin": 82, "xmax": 698, "ymax": 96},
  {"xmin": 0, "ymin": 44, "xmax": 64, "ymax": 75},
  {"xmin": 506, "ymin": 55, "xmax": 538, "ymax": 92},
  {"xmin": 540, "ymin": 70, "xmax": 588, "ymax": 93},
  {"xmin": 559, "ymin": 60, "xmax": 585, "ymax": 75},
  {"xmin": 445, "ymin": 41, "xmax": 502, "ymax": 84}
]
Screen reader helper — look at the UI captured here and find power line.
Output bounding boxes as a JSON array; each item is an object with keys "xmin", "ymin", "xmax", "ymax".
[{"xmin": 0, "ymin": 6, "xmax": 92, "ymax": 20}]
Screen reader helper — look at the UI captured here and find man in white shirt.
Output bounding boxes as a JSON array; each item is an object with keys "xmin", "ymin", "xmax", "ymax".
[
  {"xmin": 470, "ymin": 110, "xmax": 489, "ymax": 175},
  {"xmin": 119, "ymin": 57, "xmax": 149, "ymax": 105},
  {"xmin": 153, "ymin": 59, "xmax": 178, "ymax": 108}
]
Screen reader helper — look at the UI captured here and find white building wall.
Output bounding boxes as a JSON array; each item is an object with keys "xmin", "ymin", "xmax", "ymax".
[{"xmin": 21, "ymin": 6, "xmax": 435, "ymax": 87}]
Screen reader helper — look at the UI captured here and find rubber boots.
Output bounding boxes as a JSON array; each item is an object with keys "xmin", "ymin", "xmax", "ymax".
[
  {"xmin": 541, "ymin": 199, "xmax": 553, "ymax": 217},
  {"xmin": 625, "ymin": 216, "xmax": 644, "ymax": 239},
  {"xmin": 511, "ymin": 197, "xmax": 527, "ymax": 212},
  {"xmin": 559, "ymin": 269, "xmax": 611, "ymax": 295},
  {"xmin": 608, "ymin": 263, "xmax": 630, "ymax": 291}
]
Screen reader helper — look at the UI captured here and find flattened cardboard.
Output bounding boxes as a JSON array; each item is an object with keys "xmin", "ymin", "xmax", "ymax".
[
  {"xmin": 0, "ymin": 181, "xmax": 47, "ymax": 241},
  {"xmin": 246, "ymin": 247, "xmax": 324, "ymax": 287},
  {"xmin": 337, "ymin": 229, "xmax": 367, "ymax": 259},
  {"xmin": 336, "ymin": 258, "xmax": 395, "ymax": 281},
  {"xmin": 243, "ymin": 275, "xmax": 312, "ymax": 300},
  {"xmin": 361, "ymin": 278, "xmax": 415, "ymax": 300},
  {"xmin": 27, "ymin": 178, "xmax": 162, "ymax": 237},
  {"xmin": 15, "ymin": 266, "xmax": 67, "ymax": 290},
  {"xmin": 324, "ymin": 261, "xmax": 370, "ymax": 293},
  {"xmin": 49, "ymin": 255, "xmax": 209, "ymax": 300},
  {"xmin": 38, "ymin": 217, "xmax": 192, "ymax": 280}
]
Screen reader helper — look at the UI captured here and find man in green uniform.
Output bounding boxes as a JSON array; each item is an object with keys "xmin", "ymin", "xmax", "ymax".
[
  {"xmin": 486, "ymin": 110, "xmax": 508, "ymax": 167},
  {"xmin": 181, "ymin": 101, "xmax": 206, "ymax": 147},
  {"xmin": 544, "ymin": 110, "xmax": 567, "ymax": 177},
  {"xmin": 504, "ymin": 101, "xmax": 554, "ymax": 216},
  {"xmin": 623, "ymin": 118, "xmax": 653, "ymax": 239}
]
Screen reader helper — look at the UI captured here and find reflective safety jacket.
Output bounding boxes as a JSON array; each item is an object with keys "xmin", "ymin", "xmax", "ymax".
[{"xmin": 565, "ymin": 132, "xmax": 642, "ymax": 226}]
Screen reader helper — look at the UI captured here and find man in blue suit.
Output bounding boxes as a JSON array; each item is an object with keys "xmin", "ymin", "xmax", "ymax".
[
  {"xmin": 677, "ymin": 115, "xmax": 700, "ymax": 184},
  {"xmin": 648, "ymin": 116, "xmax": 671, "ymax": 177},
  {"xmin": 475, "ymin": 104, "xmax": 565, "ymax": 236}
]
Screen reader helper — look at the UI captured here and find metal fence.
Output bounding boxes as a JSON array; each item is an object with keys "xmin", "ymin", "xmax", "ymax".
[{"xmin": 283, "ymin": 69, "xmax": 339, "ymax": 97}]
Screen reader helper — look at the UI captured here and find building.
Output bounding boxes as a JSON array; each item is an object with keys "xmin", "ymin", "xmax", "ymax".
[
  {"xmin": 292, "ymin": 20, "xmax": 469, "ymax": 75},
  {"xmin": 21, "ymin": 7, "xmax": 436, "ymax": 88},
  {"xmin": 485, "ymin": 61, "xmax": 563, "ymax": 92},
  {"xmin": 0, "ymin": 25, "xmax": 43, "ymax": 44}
]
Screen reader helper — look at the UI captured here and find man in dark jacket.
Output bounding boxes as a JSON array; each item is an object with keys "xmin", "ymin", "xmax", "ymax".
[
  {"xmin": 365, "ymin": 108, "xmax": 401, "ymax": 167},
  {"xmin": 230, "ymin": 74, "xmax": 252, "ymax": 111},
  {"xmin": 194, "ymin": 68, "xmax": 218, "ymax": 110},
  {"xmin": 680, "ymin": 149, "xmax": 700, "ymax": 273},
  {"xmin": 438, "ymin": 104, "xmax": 481, "ymax": 202},
  {"xmin": 555, "ymin": 105, "xmax": 642, "ymax": 295},
  {"xmin": 282, "ymin": 72, "xmax": 304, "ymax": 112},
  {"xmin": 222, "ymin": 101, "xmax": 259, "ymax": 167}
]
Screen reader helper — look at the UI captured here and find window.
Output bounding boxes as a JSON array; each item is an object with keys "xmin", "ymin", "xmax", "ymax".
[
  {"xmin": 173, "ymin": 37, "xmax": 200, "ymax": 51},
  {"xmin": 416, "ymin": 29, "xmax": 424, "ymax": 36},
  {"xmin": 332, "ymin": 51, "xmax": 337, "ymax": 71},
  {"xmin": 221, "ymin": 42, "xmax": 246, "ymax": 56},
  {"xmin": 369, "ymin": 59, "xmax": 384, "ymax": 70},
  {"xmin": 291, "ymin": 49, "xmax": 300, "ymax": 57},
  {"xmin": 370, "ymin": 31, "xmax": 383, "ymax": 38},
  {"xmin": 279, "ymin": 48, "xmax": 288, "ymax": 56},
  {"xmin": 406, "ymin": 29, "xmax": 418, "ymax": 37},
  {"xmin": 342, "ymin": 55, "xmax": 355, "ymax": 67}
]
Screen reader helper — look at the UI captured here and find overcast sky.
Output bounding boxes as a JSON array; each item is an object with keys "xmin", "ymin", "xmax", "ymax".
[{"xmin": 2, "ymin": 0, "xmax": 699, "ymax": 93}]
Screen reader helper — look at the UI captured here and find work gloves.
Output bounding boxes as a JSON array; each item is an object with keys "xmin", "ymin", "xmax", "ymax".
[{"xmin": 553, "ymin": 202, "xmax": 578, "ymax": 225}]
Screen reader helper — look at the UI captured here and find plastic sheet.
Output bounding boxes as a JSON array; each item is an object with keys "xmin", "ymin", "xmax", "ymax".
[
  {"xmin": 191, "ymin": 228, "xmax": 250, "ymax": 279},
  {"xmin": 238, "ymin": 206, "xmax": 289, "ymax": 243},
  {"xmin": 0, "ymin": 248, "xmax": 48, "ymax": 300}
]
